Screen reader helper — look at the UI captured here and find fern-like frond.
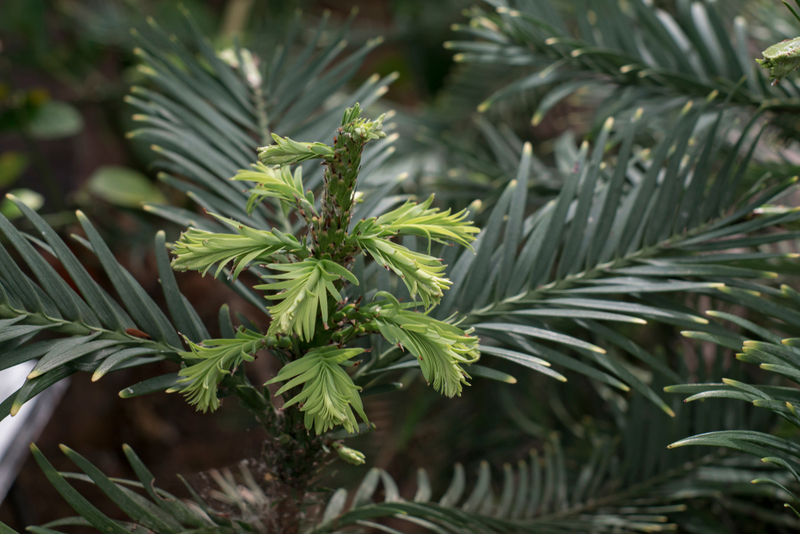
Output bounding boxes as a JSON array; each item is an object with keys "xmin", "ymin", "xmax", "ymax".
[
  {"xmin": 178, "ymin": 328, "xmax": 271, "ymax": 412},
  {"xmin": 667, "ymin": 285, "xmax": 800, "ymax": 511},
  {"xmin": 347, "ymin": 198, "xmax": 479, "ymax": 308},
  {"xmin": 373, "ymin": 195, "xmax": 480, "ymax": 252},
  {"xmin": 315, "ymin": 419, "xmax": 795, "ymax": 533},
  {"xmin": 353, "ymin": 235, "xmax": 451, "ymax": 309},
  {"xmin": 0, "ymin": 197, "xmax": 213, "ymax": 421},
  {"xmin": 257, "ymin": 132, "xmax": 336, "ymax": 166},
  {"xmin": 15, "ymin": 379, "xmax": 795, "ymax": 534},
  {"xmin": 314, "ymin": 358, "xmax": 795, "ymax": 532},
  {"xmin": 171, "ymin": 214, "xmax": 304, "ymax": 279},
  {"xmin": 372, "ymin": 306, "xmax": 479, "ymax": 398},
  {"xmin": 17, "ymin": 444, "xmax": 253, "ymax": 534},
  {"xmin": 232, "ymin": 163, "xmax": 317, "ymax": 216}
]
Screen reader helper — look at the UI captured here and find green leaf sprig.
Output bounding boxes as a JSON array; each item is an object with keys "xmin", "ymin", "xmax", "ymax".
[
  {"xmin": 171, "ymin": 215, "xmax": 303, "ymax": 280},
  {"xmin": 258, "ymin": 258, "xmax": 358, "ymax": 342},
  {"xmin": 178, "ymin": 329, "xmax": 272, "ymax": 412},
  {"xmin": 372, "ymin": 304, "xmax": 480, "ymax": 397},
  {"xmin": 266, "ymin": 346, "xmax": 367, "ymax": 434},
  {"xmin": 233, "ymin": 163, "xmax": 317, "ymax": 217}
]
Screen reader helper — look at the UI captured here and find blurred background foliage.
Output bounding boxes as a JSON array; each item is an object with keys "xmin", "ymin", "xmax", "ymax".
[{"xmin": 2, "ymin": 0, "xmax": 800, "ymax": 532}]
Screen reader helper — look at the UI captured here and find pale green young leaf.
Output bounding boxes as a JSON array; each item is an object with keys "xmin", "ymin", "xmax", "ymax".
[
  {"xmin": 257, "ymin": 258, "xmax": 358, "ymax": 341},
  {"xmin": 266, "ymin": 346, "xmax": 367, "ymax": 434},
  {"xmin": 257, "ymin": 133, "xmax": 334, "ymax": 166},
  {"xmin": 355, "ymin": 236, "xmax": 450, "ymax": 309},
  {"xmin": 372, "ymin": 195, "xmax": 480, "ymax": 252},
  {"xmin": 340, "ymin": 102, "xmax": 387, "ymax": 141},
  {"xmin": 372, "ymin": 308, "xmax": 479, "ymax": 398},
  {"xmin": 178, "ymin": 329, "xmax": 270, "ymax": 412},
  {"xmin": 171, "ymin": 215, "xmax": 303, "ymax": 280},
  {"xmin": 232, "ymin": 163, "xmax": 317, "ymax": 216}
]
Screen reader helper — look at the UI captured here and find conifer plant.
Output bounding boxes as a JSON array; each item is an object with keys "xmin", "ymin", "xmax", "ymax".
[{"xmin": 8, "ymin": 2, "xmax": 800, "ymax": 532}]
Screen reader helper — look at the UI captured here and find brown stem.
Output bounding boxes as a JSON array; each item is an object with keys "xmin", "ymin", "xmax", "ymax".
[{"xmin": 261, "ymin": 404, "xmax": 327, "ymax": 533}]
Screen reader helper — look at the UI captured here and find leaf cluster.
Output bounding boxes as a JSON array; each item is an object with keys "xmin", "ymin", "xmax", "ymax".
[
  {"xmin": 421, "ymin": 100, "xmax": 800, "ymax": 417},
  {"xmin": 0, "ymin": 197, "xmax": 212, "ymax": 421},
  {"xmin": 373, "ymin": 305, "xmax": 480, "ymax": 397},
  {"xmin": 178, "ymin": 328, "xmax": 270, "ymax": 412},
  {"xmin": 266, "ymin": 346, "xmax": 368, "ymax": 434},
  {"xmin": 259, "ymin": 258, "xmax": 357, "ymax": 341}
]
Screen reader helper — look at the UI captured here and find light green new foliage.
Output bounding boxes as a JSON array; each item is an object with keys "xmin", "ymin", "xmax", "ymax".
[
  {"xmin": 354, "ymin": 235, "xmax": 450, "ymax": 309},
  {"xmin": 374, "ymin": 305, "xmax": 480, "ymax": 398},
  {"xmin": 348, "ymin": 199, "xmax": 479, "ymax": 307},
  {"xmin": 373, "ymin": 196, "xmax": 479, "ymax": 252},
  {"xmin": 339, "ymin": 104, "xmax": 386, "ymax": 141},
  {"xmin": 170, "ymin": 104, "xmax": 480, "ymax": 435},
  {"xmin": 171, "ymin": 215, "xmax": 303, "ymax": 280},
  {"xmin": 233, "ymin": 163, "xmax": 317, "ymax": 216},
  {"xmin": 256, "ymin": 132, "xmax": 334, "ymax": 166},
  {"xmin": 257, "ymin": 258, "xmax": 358, "ymax": 342},
  {"xmin": 266, "ymin": 346, "xmax": 367, "ymax": 434},
  {"xmin": 178, "ymin": 329, "xmax": 268, "ymax": 412}
]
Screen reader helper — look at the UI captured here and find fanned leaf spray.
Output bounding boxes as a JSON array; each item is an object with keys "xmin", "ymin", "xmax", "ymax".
[
  {"xmin": 373, "ymin": 304, "xmax": 480, "ymax": 397},
  {"xmin": 178, "ymin": 329, "xmax": 268, "ymax": 412}
]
